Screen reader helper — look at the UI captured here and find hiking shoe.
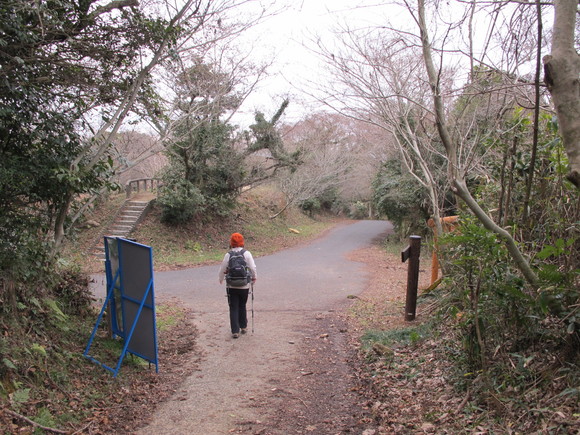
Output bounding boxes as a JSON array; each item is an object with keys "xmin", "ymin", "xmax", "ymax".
[
  {"xmin": 240, "ymin": 328, "xmax": 247, "ymax": 334},
  {"xmin": 232, "ymin": 333, "xmax": 239, "ymax": 339}
]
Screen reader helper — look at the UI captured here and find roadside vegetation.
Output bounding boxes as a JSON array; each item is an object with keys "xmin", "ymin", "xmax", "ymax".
[
  {"xmin": 0, "ymin": 280, "xmax": 196, "ymax": 434},
  {"xmin": 348, "ymin": 235, "xmax": 579, "ymax": 433},
  {"xmin": 133, "ymin": 186, "xmax": 341, "ymax": 270}
]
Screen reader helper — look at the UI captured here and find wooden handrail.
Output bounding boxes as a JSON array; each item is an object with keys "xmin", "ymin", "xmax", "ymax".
[{"xmin": 125, "ymin": 178, "xmax": 163, "ymax": 198}]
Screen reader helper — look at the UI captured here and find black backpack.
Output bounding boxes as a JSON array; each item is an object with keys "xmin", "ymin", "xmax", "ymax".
[{"xmin": 226, "ymin": 249, "xmax": 250, "ymax": 286}]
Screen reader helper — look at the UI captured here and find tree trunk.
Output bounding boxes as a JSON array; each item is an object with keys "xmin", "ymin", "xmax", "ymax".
[
  {"xmin": 52, "ymin": 192, "xmax": 73, "ymax": 253},
  {"xmin": 543, "ymin": 0, "xmax": 580, "ymax": 188},
  {"xmin": 503, "ymin": 136, "xmax": 518, "ymax": 227},
  {"xmin": 498, "ymin": 138, "xmax": 510, "ymax": 225},
  {"xmin": 51, "ymin": 0, "xmax": 201, "ymax": 253},
  {"xmin": 523, "ymin": 0, "xmax": 543, "ymax": 222}
]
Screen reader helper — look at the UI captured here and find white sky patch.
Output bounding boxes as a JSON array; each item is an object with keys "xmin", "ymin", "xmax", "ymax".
[{"xmin": 230, "ymin": 1, "xmax": 414, "ymax": 128}]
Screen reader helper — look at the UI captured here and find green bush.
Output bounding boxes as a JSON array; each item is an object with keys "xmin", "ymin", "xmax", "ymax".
[
  {"xmin": 349, "ymin": 201, "xmax": 368, "ymax": 219},
  {"xmin": 299, "ymin": 198, "xmax": 321, "ymax": 216},
  {"xmin": 372, "ymin": 159, "xmax": 430, "ymax": 236},
  {"xmin": 157, "ymin": 180, "xmax": 206, "ymax": 225},
  {"xmin": 299, "ymin": 188, "xmax": 342, "ymax": 217},
  {"xmin": 439, "ymin": 216, "xmax": 539, "ymax": 369}
]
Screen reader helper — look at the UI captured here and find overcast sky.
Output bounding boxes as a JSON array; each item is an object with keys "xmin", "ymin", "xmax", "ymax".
[{"xmin": 230, "ymin": 1, "xmax": 411, "ymax": 128}]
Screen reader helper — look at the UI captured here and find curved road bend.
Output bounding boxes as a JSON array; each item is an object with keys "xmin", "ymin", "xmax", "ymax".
[{"xmin": 93, "ymin": 220, "xmax": 393, "ymax": 434}]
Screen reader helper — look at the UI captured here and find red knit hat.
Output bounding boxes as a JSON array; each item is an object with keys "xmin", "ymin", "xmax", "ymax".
[{"xmin": 230, "ymin": 233, "xmax": 244, "ymax": 248}]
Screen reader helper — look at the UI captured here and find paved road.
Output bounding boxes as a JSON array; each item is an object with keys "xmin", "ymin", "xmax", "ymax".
[
  {"xmin": 92, "ymin": 220, "xmax": 392, "ymax": 434},
  {"xmin": 149, "ymin": 220, "xmax": 391, "ymax": 311}
]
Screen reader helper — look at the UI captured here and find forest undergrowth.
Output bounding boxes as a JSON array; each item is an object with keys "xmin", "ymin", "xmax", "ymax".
[{"xmin": 347, "ymin": 240, "xmax": 579, "ymax": 434}]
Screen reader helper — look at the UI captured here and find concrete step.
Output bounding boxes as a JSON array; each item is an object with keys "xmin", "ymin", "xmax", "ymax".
[
  {"xmin": 109, "ymin": 231, "xmax": 132, "ymax": 237},
  {"xmin": 92, "ymin": 249, "xmax": 106, "ymax": 259},
  {"xmin": 116, "ymin": 218, "xmax": 137, "ymax": 223},
  {"xmin": 111, "ymin": 224, "xmax": 133, "ymax": 230},
  {"xmin": 118, "ymin": 220, "xmax": 139, "ymax": 225}
]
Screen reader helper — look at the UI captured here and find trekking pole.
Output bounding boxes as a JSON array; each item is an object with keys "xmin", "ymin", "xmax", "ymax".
[{"xmin": 250, "ymin": 282, "xmax": 254, "ymax": 333}]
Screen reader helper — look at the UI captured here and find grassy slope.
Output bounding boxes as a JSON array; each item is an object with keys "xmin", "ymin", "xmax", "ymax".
[
  {"xmin": 133, "ymin": 185, "xmax": 342, "ymax": 270},
  {"xmin": 67, "ymin": 185, "xmax": 343, "ymax": 274}
]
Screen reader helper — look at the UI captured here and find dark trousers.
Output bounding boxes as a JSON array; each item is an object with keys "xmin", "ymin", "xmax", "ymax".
[{"xmin": 227, "ymin": 287, "xmax": 249, "ymax": 333}]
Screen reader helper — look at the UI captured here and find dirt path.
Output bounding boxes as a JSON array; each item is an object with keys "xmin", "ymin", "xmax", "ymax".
[{"xmin": 129, "ymin": 220, "xmax": 392, "ymax": 434}]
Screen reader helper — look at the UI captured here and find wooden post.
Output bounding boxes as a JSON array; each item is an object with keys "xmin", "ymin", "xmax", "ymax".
[{"xmin": 401, "ymin": 235, "xmax": 421, "ymax": 321}]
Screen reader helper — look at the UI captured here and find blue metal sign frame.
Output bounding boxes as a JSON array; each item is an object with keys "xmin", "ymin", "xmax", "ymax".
[{"xmin": 84, "ymin": 237, "xmax": 159, "ymax": 377}]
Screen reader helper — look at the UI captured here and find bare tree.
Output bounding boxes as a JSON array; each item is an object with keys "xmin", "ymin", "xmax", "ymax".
[
  {"xmin": 321, "ymin": 114, "xmax": 391, "ymax": 205},
  {"xmin": 54, "ymin": 0, "xmax": 229, "ymax": 247},
  {"xmin": 271, "ymin": 138, "xmax": 352, "ymax": 219},
  {"xmin": 413, "ymin": 0, "xmax": 539, "ymax": 285},
  {"xmin": 148, "ymin": 6, "xmax": 275, "ymax": 139},
  {"xmin": 269, "ymin": 113, "xmax": 361, "ymax": 218},
  {"xmin": 314, "ymin": 31, "xmax": 451, "ymax": 234},
  {"xmin": 59, "ymin": 0, "xmax": 277, "ymax": 246},
  {"xmin": 312, "ymin": 0, "xmax": 547, "ymax": 285},
  {"xmin": 110, "ymin": 132, "xmax": 167, "ymax": 186}
]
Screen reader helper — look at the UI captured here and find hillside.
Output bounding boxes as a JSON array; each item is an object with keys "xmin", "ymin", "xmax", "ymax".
[{"xmin": 66, "ymin": 185, "xmax": 345, "ymax": 274}]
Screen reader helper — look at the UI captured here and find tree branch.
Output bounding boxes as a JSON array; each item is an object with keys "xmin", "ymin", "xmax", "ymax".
[
  {"xmin": 3, "ymin": 409, "xmax": 68, "ymax": 434},
  {"xmin": 416, "ymin": 0, "xmax": 539, "ymax": 287},
  {"xmin": 88, "ymin": 0, "xmax": 139, "ymax": 21}
]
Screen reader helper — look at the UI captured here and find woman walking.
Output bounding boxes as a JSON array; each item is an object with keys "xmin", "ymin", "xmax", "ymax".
[{"xmin": 218, "ymin": 233, "xmax": 257, "ymax": 338}]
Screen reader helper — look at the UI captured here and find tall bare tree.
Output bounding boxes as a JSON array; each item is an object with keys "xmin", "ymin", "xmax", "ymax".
[
  {"xmin": 55, "ymin": 0, "xmax": 273, "ymax": 246},
  {"xmin": 53, "ymin": 0, "xmax": 241, "ymax": 247},
  {"xmin": 413, "ymin": 0, "xmax": 539, "ymax": 285},
  {"xmin": 313, "ymin": 0, "xmax": 549, "ymax": 285},
  {"xmin": 314, "ymin": 29, "xmax": 457, "ymax": 235},
  {"xmin": 270, "ymin": 114, "xmax": 356, "ymax": 218}
]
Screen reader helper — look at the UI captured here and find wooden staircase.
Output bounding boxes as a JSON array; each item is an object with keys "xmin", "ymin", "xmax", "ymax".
[{"xmin": 92, "ymin": 196, "xmax": 155, "ymax": 259}]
